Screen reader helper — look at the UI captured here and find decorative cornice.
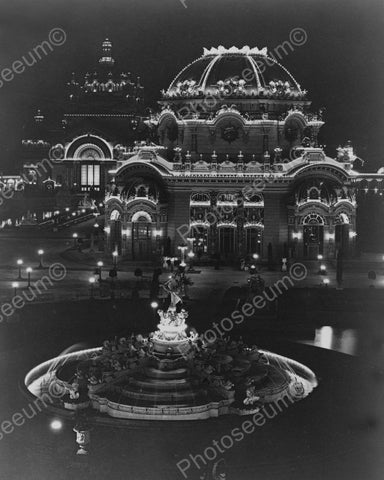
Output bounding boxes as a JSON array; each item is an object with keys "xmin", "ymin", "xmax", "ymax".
[{"xmin": 203, "ymin": 45, "xmax": 268, "ymax": 57}]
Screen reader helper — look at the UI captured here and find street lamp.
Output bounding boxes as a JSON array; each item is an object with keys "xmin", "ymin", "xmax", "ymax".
[
  {"xmin": 150, "ymin": 301, "xmax": 158, "ymax": 321},
  {"xmin": 317, "ymin": 254, "xmax": 324, "ymax": 274},
  {"xmin": 26, "ymin": 267, "xmax": 32, "ymax": 287},
  {"xmin": 97, "ymin": 261, "xmax": 103, "ymax": 281},
  {"xmin": 252, "ymin": 253, "xmax": 259, "ymax": 272},
  {"xmin": 37, "ymin": 249, "xmax": 44, "ymax": 269},
  {"xmin": 89, "ymin": 276, "xmax": 96, "ymax": 298},
  {"xmin": 16, "ymin": 259, "xmax": 23, "ymax": 279},
  {"xmin": 323, "ymin": 278, "xmax": 330, "ymax": 287},
  {"xmin": 12, "ymin": 281, "xmax": 19, "ymax": 297},
  {"xmin": 72, "ymin": 233, "xmax": 78, "ymax": 247},
  {"xmin": 112, "ymin": 250, "xmax": 118, "ymax": 269},
  {"xmin": 319, "ymin": 264, "xmax": 327, "ymax": 275},
  {"xmin": 50, "ymin": 419, "xmax": 63, "ymax": 432},
  {"xmin": 187, "ymin": 251, "xmax": 195, "ymax": 271},
  {"xmin": 178, "ymin": 244, "xmax": 188, "ymax": 264}
]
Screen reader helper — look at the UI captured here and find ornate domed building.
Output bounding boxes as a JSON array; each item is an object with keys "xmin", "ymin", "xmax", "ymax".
[
  {"xmin": 12, "ymin": 41, "xmax": 384, "ymax": 259},
  {"xmin": 104, "ymin": 45, "xmax": 377, "ymax": 261}
]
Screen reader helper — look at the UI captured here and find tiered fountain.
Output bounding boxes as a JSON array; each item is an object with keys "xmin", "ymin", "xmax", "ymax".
[{"xmin": 25, "ymin": 302, "xmax": 317, "ymax": 421}]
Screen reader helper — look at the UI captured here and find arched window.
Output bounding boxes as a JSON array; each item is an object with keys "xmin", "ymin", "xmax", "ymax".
[
  {"xmin": 302, "ymin": 213, "xmax": 325, "ymax": 225},
  {"xmin": 217, "ymin": 193, "xmax": 236, "ymax": 203},
  {"xmin": 244, "ymin": 192, "xmax": 263, "ymax": 204},
  {"xmin": 110, "ymin": 209, "xmax": 121, "ymax": 221},
  {"xmin": 131, "ymin": 210, "xmax": 152, "ymax": 223},
  {"xmin": 191, "ymin": 192, "xmax": 210, "ymax": 203},
  {"xmin": 335, "ymin": 212, "xmax": 350, "ymax": 225}
]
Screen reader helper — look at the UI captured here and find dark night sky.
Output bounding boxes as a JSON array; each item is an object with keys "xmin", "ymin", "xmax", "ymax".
[{"xmin": 0, "ymin": 0, "xmax": 383, "ymax": 172}]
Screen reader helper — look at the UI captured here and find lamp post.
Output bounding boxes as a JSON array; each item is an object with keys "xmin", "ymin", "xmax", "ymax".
[
  {"xmin": 112, "ymin": 250, "xmax": 118, "ymax": 270},
  {"xmin": 72, "ymin": 233, "xmax": 78, "ymax": 247},
  {"xmin": 150, "ymin": 301, "xmax": 158, "ymax": 321},
  {"xmin": 26, "ymin": 267, "xmax": 32, "ymax": 287},
  {"xmin": 319, "ymin": 264, "xmax": 327, "ymax": 275},
  {"xmin": 12, "ymin": 281, "xmax": 19, "ymax": 297},
  {"xmin": 252, "ymin": 253, "xmax": 259, "ymax": 272},
  {"xmin": 317, "ymin": 254, "xmax": 323, "ymax": 274},
  {"xmin": 186, "ymin": 236, "xmax": 195, "ymax": 253},
  {"xmin": 16, "ymin": 259, "xmax": 23, "ymax": 279},
  {"xmin": 178, "ymin": 244, "xmax": 188, "ymax": 264},
  {"xmin": 97, "ymin": 261, "xmax": 103, "ymax": 281},
  {"xmin": 187, "ymin": 251, "xmax": 195, "ymax": 271},
  {"xmin": 89, "ymin": 276, "xmax": 96, "ymax": 298},
  {"xmin": 37, "ymin": 249, "xmax": 44, "ymax": 269}
]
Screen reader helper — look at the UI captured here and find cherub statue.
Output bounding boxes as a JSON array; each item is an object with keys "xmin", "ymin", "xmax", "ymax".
[
  {"xmin": 243, "ymin": 386, "xmax": 260, "ymax": 406},
  {"xmin": 69, "ymin": 384, "xmax": 80, "ymax": 401}
]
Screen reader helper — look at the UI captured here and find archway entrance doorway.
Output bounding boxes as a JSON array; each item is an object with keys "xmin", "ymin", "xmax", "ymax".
[
  {"xmin": 303, "ymin": 213, "xmax": 324, "ymax": 259},
  {"xmin": 245, "ymin": 227, "xmax": 263, "ymax": 256},
  {"xmin": 132, "ymin": 212, "xmax": 152, "ymax": 260},
  {"xmin": 218, "ymin": 227, "xmax": 236, "ymax": 257}
]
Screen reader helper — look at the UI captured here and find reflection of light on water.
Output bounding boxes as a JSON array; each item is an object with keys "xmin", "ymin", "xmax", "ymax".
[
  {"xmin": 340, "ymin": 329, "xmax": 357, "ymax": 355},
  {"xmin": 315, "ymin": 326, "xmax": 334, "ymax": 350},
  {"xmin": 312, "ymin": 326, "xmax": 357, "ymax": 355}
]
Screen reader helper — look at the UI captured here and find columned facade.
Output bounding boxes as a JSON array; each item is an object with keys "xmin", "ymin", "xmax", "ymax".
[{"xmin": 103, "ymin": 145, "xmax": 361, "ymax": 261}]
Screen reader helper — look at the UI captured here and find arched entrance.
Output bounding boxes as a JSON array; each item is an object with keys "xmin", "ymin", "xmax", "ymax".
[
  {"xmin": 218, "ymin": 226, "xmax": 236, "ymax": 257},
  {"xmin": 245, "ymin": 226, "xmax": 263, "ymax": 256},
  {"xmin": 131, "ymin": 211, "xmax": 153, "ymax": 260},
  {"xmin": 302, "ymin": 213, "xmax": 324, "ymax": 259},
  {"xmin": 190, "ymin": 225, "xmax": 209, "ymax": 257}
]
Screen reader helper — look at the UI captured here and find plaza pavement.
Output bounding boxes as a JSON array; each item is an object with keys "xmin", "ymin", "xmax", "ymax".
[{"xmin": 0, "ymin": 228, "xmax": 383, "ymax": 307}]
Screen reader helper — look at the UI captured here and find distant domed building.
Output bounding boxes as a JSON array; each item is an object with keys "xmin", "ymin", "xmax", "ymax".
[{"xmin": 20, "ymin": 38, "xmax": 154, "ymax": 201}]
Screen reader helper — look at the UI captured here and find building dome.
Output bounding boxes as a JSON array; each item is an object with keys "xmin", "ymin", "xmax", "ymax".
[{"xmin": 163, "ymin": 46, "xmax": 305, "ymax": 100}]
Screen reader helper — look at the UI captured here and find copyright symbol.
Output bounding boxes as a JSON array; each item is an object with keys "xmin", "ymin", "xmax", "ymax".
[
  {"xmin": 289, "ymin": 27, "xmax": 308, "ymax": 47},
  {"xmin": 49, "ymin": 28, "xmax": 67, "ymax": 47},
  {"xmin": 48, "ymin": 381, "xmax": 66, "ymax": 398},
  {"xmin": 289, "ymin": 262, "xmax": 307, "ymax": 281},
  {"xmin": 49, "ymin": 148, "xmax": 64, "ymax": 164},
  {"xmin": 49, "ymin": 262, "xmax": 67, "ymax": 281}
]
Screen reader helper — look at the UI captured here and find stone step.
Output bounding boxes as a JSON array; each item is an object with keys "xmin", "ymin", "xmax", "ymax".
[
  {"xmin": 145, "ymin": 367, "xmax": 188, "ymax": 379},
  {"xmin": 129, "ymin": 375, "xmax": 192, "ymax": 391},
  {"xmin": 118, "ymin": 385, "xmax": 206, "ymax": 403}
]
